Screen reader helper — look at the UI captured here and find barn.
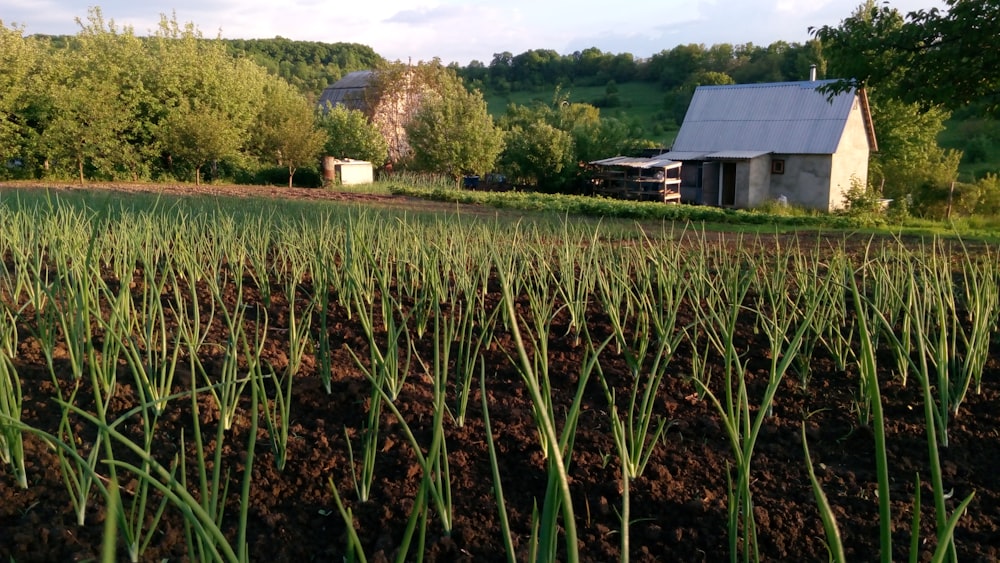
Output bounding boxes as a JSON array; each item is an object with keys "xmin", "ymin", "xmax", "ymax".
[
  {"xmin": 317, "ymin": 69, "xmax": 427, "ymax": 165},
  {"xmin": 317, "ymin": 70, "xmax": 373, "ymax": 113}
]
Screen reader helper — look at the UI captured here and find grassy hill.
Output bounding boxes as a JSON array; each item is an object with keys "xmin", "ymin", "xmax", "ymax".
[
  {"xmin": 484, "ymin": 81, "xmax": 680, "ymax": 146},
  {"xmin": 938, "ymin": 117, "xmax": 1000, "ymax": 182}
]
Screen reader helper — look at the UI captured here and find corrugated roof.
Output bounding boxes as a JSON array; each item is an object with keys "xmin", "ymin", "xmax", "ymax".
[
  {"xmin": 705, "ymin": 150, "xmax": 771, "ymax": 160},
  {"xmin": 590, "ymin": 155, "xmax": 681, "ymax": 169},
  {"xmin": 670, "ymin": 80, "xmax": 860, "ymax": 155},
  {"xmin": 657, "ymin": 151, "xmax": 709, "ymax": 161},
  {"xmin": 318, "ymin": 70, "xmax": 374, "ymax": 112}
]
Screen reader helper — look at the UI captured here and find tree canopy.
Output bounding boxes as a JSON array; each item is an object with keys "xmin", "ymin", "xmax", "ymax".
[
  {"xmin": 0, "ymin": 9, "xmax": 328, "ymax": 186},
  {"xmin": 317, "ymin": 104, "xmax": 389, "ymax": 166},
  {"xmin": 812, "ymin": 0, "xmax": 1000, "ymax": 115},
  {"xmin": 406, "ymin": 69, "xmax": 504, "ymax": 181}
]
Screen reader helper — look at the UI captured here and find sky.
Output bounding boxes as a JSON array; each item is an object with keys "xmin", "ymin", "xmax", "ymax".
[{"xmin": 1, "ymin": 0, "xmax": 948, "ymax": 66}]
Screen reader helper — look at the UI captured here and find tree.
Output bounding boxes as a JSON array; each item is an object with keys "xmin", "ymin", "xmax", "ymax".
[
  {"xmin": 869, "ymin": 98, "xmax": 961, "ymax": 216},
  {"xmin": 149, "ymin": 13, "xmax": 267, "ymax": 183},
  {"xmin": 35, "ymin": 11, "xmax": 153, "ymax": 183},
  {"xmin": 251, "ymin": 78, "xmax": 326, "ymax": 187},
  {"xmin": 317, "ymin": 104, "xmax": 388, "ymax": 165},
  {"xmin": 813, "ymin": 1, "xmax": 963, "ymax": 218},
  {"xmin": 161, "ymin": 105, "xmax": 244, "ymax": 185},
  {"xmin": 501, "ymin": 121, "xmax": 573, "ymax": 188},
  {"xmin": 405, "ymin": 71, "xmax": 505, "ymax": 182},
  {"xmin": 812, "ymin": 0, "xmax": 1000, "ymax": 115},
  {"xmin": 0, "ymin": 23, "xmax": 38, "ymax": 173}
]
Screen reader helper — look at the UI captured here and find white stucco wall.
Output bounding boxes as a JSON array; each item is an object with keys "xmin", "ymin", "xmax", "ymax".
[
  {"xmin": 828, "ymin": 98, "xmax": 872, "ymax": 210},
  {"xmin": 742, "ymin": 157, "xmax": 772, "ymax": 208},
  {"xmin": 768, "ymin": 154, "xmax": 834, "ymax": 210}
]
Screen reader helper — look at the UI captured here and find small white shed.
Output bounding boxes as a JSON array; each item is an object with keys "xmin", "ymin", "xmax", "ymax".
[{"xmin": 322, "ymin": 157, "xmax": 374, "ymax": 186}]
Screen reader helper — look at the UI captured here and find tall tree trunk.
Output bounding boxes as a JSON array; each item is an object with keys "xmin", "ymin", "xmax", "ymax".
[
  {"xmin": 195, "ymin": 166, "xmax": 201, "ymax": 186},
  {"xmin": 288, "ymin": 165, "xmax": 296, "ymax": 188},
  {"xmin": 77, "ymin": 156, "xmax": 85, "ymax": 185}
]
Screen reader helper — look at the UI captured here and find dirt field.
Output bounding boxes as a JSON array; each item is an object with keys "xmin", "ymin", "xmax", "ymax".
[{"xmin": 0, "ymin": 181, "xmax": 997, "ymax": 562}]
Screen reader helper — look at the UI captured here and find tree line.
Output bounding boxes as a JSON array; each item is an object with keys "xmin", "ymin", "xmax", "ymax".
[
  {"xmin": 456, "ymin": 41, "xmax": 821, "ymax": 94},
  {"xmin": 0, "ymin": 10, "xmax": 334, "ymax": 186},
  {"xmin": 0, "ymin": 9, "xmax": 639, "ymax": 191}
]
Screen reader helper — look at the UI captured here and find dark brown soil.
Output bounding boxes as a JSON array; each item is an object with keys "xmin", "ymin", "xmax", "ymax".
[{"xmin": 0, "ymin": 182, "xmax": 998, "ymax": 562}]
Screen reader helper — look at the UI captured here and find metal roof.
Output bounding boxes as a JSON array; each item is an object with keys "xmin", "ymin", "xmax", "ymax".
[
  {"xmin": 656, "ymin": 151, "xmax": 709, "ymax": 161},
  {"xmin": 704, "ymin": 150, "xmax": 771, "ymax": 160},
  {"xmin": 670, "ymin": 80, "xmax": 867, "ymax": 155},
  {"xmin": 589, "ymin": 155, "xmax": 682, "ymax": 169},
  {"xmin": 318, "ymin": 70, "xmax": 374, "ymax": 112}
]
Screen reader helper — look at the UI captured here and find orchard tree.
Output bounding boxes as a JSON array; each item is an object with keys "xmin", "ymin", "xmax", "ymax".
[
  {"xmin": 251, "ymin": 78, "xmax": 326, "ymax": 187},
  {"xmin": 405, "ymin": 70, "xmax": 504, "ymax": 182},
  {"xmin": 317, "ymin": 104, "xmax": 388, "ymax": 165},
  {"xmin": 501, "ymin": 121, "xmax": 573, "ymax": 188},
  {"xmin": 868, "ymin": 98, "xmax": 961, "ymax": 215},
  {"xmin": 499, "ymin": 90, "xmax": 647, "ymax": 190},
  {"xmin": 38, "ymin": 9, "xmax": 150, "ymax": 183},
  {"xmin": 161, "ymin": 104, "xmax": 243, "ymax": 185},
  {"xmin": 0, "ymin": 23, "xmax": 38, "ymax": 171},
  {"xmin": 150, "ymin": 14, "xmax": 267, "ymax": 182}
]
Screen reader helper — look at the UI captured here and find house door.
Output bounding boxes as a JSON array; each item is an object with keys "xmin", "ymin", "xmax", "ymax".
[{"xmin": 720, "ymin": 162, "xmax": 737, "ymax": 206}]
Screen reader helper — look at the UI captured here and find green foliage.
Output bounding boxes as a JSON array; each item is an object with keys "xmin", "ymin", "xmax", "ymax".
[
  {"xmin": 499, "ymin": 94, "xmax": 644, "ymax": 191},
  {"xmin": 250, "ymin": 165, "xmax": 323, "ymax": 188},
  {"xmin": 815, "ymin": 2, "xmax": 969, "ymax": 220},
  {"xmin": 148, "ymin": 14, "xmax": 270, "ymax": 184},
  {"xmin": 366, "ymin": 59, "xmax": 467, "ymax": 165},
  {"xmin": 161, "ymin": 105, "xmax": 245, "ymax": 185},
  {"xmin": 839, "ymin": 176, "xmax": 887, "ymax": 226},
  {"xmin": 501, "ymin": 121, "xmax": 573, "ymax": 188},
  {"xmin": 249, "ymin": 78, "xmax": 327, "ymax": 187},
  {"xmin": 37, "ymin": 9, "xmax": 153, "ymax": 183},
  {"xmin": 813, "ymin": 0, "xmax": 1000, "ymax": 116},
  {"xmin": 405, "ymin": 68, "xmax": 505, "ymax": 181},
  {"xmin": 317, "ymin": 105, "xmax": 389, "ymax": 165},
  {"xmin": 868, "ymin": 98, "xmax": 962, "ymax": 218},
  {"xmin": 948, "ymin": 174, "xmax": 1000, "ymax": 217},
  {"xmin": 0, "ymin": 22, "xmax": 39, "ymax": 171},
  {"xmin": 223, "ymin": 38, "xmax": 382, "ymax": 100}
]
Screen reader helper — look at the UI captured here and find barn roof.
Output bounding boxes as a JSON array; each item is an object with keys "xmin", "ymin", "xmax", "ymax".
[
  {"xmin": 318, "ymin": 70, "xmax": 374, "ymax": 112},
  {"xmin": 670, "ymin": 80, "xmax": 876, "ymax": 155}
]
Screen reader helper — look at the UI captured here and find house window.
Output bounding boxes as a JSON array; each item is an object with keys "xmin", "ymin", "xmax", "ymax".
[{"xmin": 771, "ymin": 159, "xmax": 785, "ymax": 174}]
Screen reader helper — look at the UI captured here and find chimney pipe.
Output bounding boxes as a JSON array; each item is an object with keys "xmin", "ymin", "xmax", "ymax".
[{"xmin": 809, "ymin": 64, "xmax": 817, "ymax": 81}]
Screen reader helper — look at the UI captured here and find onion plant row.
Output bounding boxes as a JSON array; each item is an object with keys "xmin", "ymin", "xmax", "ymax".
[{"xmin": 0, "ymin": 194, "xmax": 996, "ymax": 562}]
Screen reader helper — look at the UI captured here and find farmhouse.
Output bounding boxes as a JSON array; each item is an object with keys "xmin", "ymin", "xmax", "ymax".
[{"xmin": 660, "ymin": 78, "xmax": 877, "ymax": 211}]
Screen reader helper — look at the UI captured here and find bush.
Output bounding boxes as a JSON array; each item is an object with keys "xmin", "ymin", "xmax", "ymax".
[
  {"xmin": 839, "ymin": 176, "xmax": 887, "ymax": 225},
  {"xmin": 245, "ymin": 166, "xmax": 323, "ymax": 188},
  {"xmin": 964, "ymin": 135, "xmax": 990, "ymax": 164}
]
